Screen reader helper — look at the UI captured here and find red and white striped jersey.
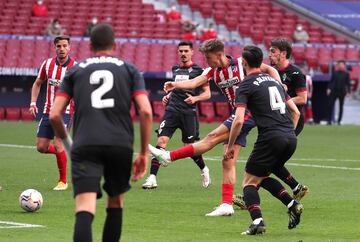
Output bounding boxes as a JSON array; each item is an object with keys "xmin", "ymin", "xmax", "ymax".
[
  {"xmin": 202, "ymin": 56, "xmax": 245, "ymax": 109},
  {"xmin": 37, "ymin": 57, "xmax": 76, "ymax": 114}
]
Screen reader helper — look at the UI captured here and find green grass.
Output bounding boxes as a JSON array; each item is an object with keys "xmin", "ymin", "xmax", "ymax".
[{"xmin": 0, "ymin": 122, "xmax": 359, "ymax": 241}]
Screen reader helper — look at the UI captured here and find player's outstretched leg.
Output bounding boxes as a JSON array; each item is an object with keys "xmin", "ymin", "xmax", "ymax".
[
  {"xmin": 288, "ymin": 200, "xmax": 304, "ymax": 229},
  {"xmin": 148, "ymin": 144, "xmax": 171, "ymax": 167}
]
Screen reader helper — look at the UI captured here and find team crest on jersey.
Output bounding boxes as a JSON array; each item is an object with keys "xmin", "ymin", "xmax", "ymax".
[
  {"xmin": 218, "ymin": 76, "xmax": 240, "ymax": 88},
  {"xmin": 282, "ymin": 73, "xmax": 287, "ymax": 82},
  {"xmin": 48, "ymin": 78, "xmax": 61, "ymax": 86},
  {"xmin": 231, "ymin": 65, "xmax": 238, "ymax": 73}
]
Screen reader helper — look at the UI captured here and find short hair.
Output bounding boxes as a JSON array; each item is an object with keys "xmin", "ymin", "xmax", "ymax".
[
  {"xmin": 242, "ymin": 45, "xmax": 263, "ymax": 68},
  {"xmin": 177, "ymin": 40, "xmax": 193, "ymax": 49},
  {"xmin": 90, "ymin": 24, "xmax": 115, "ymax": 51},
  {"xmin": 199, "ymin": 38, "xmax": 224, "ymax": 54},
  {"xmin": 270, "ymin": 38, "xmax": 292, "ymax": 59},
  {"xmin": 54, "ymin": 35, "xmax": 70, "ymax": 45}
]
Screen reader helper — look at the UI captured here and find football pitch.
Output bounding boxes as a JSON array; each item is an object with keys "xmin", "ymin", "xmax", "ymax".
[{"xmin": 0, "ymin": 121, "xmax": 359, "ymax": 242}]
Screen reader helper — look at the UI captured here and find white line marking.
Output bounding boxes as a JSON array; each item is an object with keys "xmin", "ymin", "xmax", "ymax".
[
  {"xmin": 0, "ymin": 221, "xmax": 45, "ymax": 229},
  {"xmin": 1, "ymin": 143, "xmax": 359, "ymax": 170}
]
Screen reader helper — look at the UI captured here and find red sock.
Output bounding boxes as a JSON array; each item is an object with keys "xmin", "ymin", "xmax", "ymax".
[
  {"xmin": 56, "ymin": 150, "xmax": 67, "ymax": 183},
  {"xmin": 170, "ymin": 144, "xmax": 195, "ymax": 161},
  {"xmin": 47, "ymin": 144, "xmax": 56, "ymax": 154},
  {"xmin": 222, "ymin": 183, "xmax": 234, "ymax": 205}
]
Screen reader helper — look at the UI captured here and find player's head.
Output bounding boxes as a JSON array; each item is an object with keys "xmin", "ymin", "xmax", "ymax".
[
  {"xmin": 54, "ymin": 35, "xmax": 70, "ymax": 60},
  {"xmin": 337, "ymin": 60, "xmax": 347, "ymax": 71},
  {"xmin": 199, "ymin": 39, "xmax": 225, "ymax": 68},
  {"xmin": 90, "ymin": 24, "xmax": 115, "ymax": 52},
  {"xmin": 177, "ymin": 41, "xmax": 194, "ymax": 65},
  {"xmin": 269, "ymin": 38, "xmax": 292, "ymax": 67},
  {"xmin": 241, "ymin": 45, "xmax": 263, "ymax": 71}
]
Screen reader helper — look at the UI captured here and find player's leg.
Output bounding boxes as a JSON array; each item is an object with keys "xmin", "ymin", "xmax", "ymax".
[
  {"xmin": 102, "ymin": 146, "xmax": 132, "ymax": 242},
  {"xmin": 71, "ymin": 146, "xmax": 103, "ymax": 242},
  {"xmin": 181, "ymin": 114, "xmax": 210, "ymax": 188},
  {"xmin": 337, "ymin": 94, "xmax": 345, "ymax": 124}
]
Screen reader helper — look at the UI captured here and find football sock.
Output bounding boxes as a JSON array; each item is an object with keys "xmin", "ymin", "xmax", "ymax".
[
  {"xmin": 56, "ymin": 150, "xmax": 67, "ymax": 183},
  {"xmin": 102, "ymin": 208, "xmax": 123, "ymax": 242},
  {"xmin": 273, "ymin": 166, "xmax": 299, "ymax": 190},
  {"xmin": 150, "ymin": 146, "xmax": 163, "ymax": 175},
  {"xmin": 46, "ymin": 144, "xmax": 56, "ymax": 154},
  {"xmin": 260, "ymin": 177, "xmax": 293, "ymax": 206},
  {"xmin": 243, "ymin": 185, "xmax": 262, "ymax": 221},
  {"xmin": 191, "ymin": 155, "xmax": 205, "ymax": 170},
  {"xmin": 74, "ymin": 211, "xmax": 93, "ymax": 242},
  {"xmin": 222, "ymin": 183, "xmax": 234, "ymax": 205},
  {"xmin": 170, "ymin": 144, "xmax": 195, "ymax": 161}
]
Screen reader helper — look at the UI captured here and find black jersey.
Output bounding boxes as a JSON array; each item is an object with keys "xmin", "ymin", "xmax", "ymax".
[
  {"xmin": 166, "ymin": 63, "xmax": 204, "ymax": 114},
  {"xmin": 235, "ymin": 73, "xmax": 294, "ymax": 138},
  {"xmin": 278, "ymin": 64, "xmax": 306, "ymax": 107},
  {"xmin": 58, "ymin": 56, "xmax": 146, "ymax": 150}
]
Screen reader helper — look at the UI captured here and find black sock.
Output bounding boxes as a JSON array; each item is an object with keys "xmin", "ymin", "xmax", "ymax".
[
  {"xmin": 260, "ymin": 177, "xmax": 293, "ymax": 206},
  {"xmin": 273, "ymin": 167, "xmax": 299, "ymax": 190},
  {"xmin": 150, "ymin": 146, "xmax": 164, "ymax": 175},
  {"xmin": 102, "ymin": 208, "xmax": 123, "ymax": 242},
  {"xmin": 243, "ymin": 185, "xmax": 262, "ymax": 221},
  {"xmin": 74, "ymin": 211, "xmax": 94, "ymax": 242},
  {"xmin": 191, "ymin": 155, "xmax": 205, "ymax": 170}
]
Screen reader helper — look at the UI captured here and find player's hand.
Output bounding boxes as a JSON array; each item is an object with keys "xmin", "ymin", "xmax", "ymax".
[
  {"xmin": 131, "ymin": 154, "xmax": 148, "ymax": 182},
  {"xmin": 223, "ymin": 146, "xmax": 235, "ymax": 160},
  {"xmin": 184, "ymin": 93, "xmax": 197, "ymax": 105},
  {"xmin": 162, "ymin": 94, "xmax": 170, "ymax": 106},
  {"xmin": 29, "ymin": 102, "xmax": 38, "ymax": 117},
  {"xmin": 164, "ymin": 81, "xmax": 176, "ymax": 93}
]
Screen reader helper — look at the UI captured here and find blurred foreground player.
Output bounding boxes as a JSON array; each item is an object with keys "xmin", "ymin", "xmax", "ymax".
[{"xmin": 50, "ymin": 24, "xmax": 152, "ymax": 242}]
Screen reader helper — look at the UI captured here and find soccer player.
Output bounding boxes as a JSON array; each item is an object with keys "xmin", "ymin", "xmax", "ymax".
[
  {"xmin": 50, "ymin": 24, "xmax": 152, "ymax": 242},
  {"xmin": 224, "ymin": 45, "xmax": 303, "ymax": 235},
  {"xmin": 142, "ymin": 41, "xmax": 211, "ymax": 189},
  {"xmin": 29, "ymin": 35, "xmax": 76, "ymax": 190},
  {"xmin": 148, "ymin": 39, "xmax": 280, "ymax": 216}
]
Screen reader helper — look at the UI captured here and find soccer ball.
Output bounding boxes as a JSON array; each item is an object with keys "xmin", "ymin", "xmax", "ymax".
[{"xmin": 19, "ymin": 189, "xmax": 43, "ymax": 212}]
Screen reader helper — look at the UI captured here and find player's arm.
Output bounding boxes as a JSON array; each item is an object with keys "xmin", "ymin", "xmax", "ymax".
[
  {"xmin": 292, "ymin": 90, "xmax": 307, "ymax": 105},
  {"xmin": 286, "ymin": 98, "xmax": 300, "ymax": 129},
  {"xmin": 184, "ymin": 83, "xmax": 211, "ymax": 104},
  {"xmin": 292, "ymin": 72, "xmax": 307, "ymax": 105},
  {"xmin": 29, "ymin": 77, "xmax": 45, "ymax": 117},
  {"xmin": 49, "ymin": 95, "xmax": 72, "ymax": 152},
  {"xmin": 164, "ymin": 74, "xmax": 208, "ymax": 93},
  {"xmin": 260, "ymin": 63, "xmax": 281, "ymax": 82},
  {"xmin": 132, "ymin": 93, "xmax": 153, "ymax": 181},
  {"xmin": 224, "ymin": 106, "xmax": 245, "ymax": 160}
]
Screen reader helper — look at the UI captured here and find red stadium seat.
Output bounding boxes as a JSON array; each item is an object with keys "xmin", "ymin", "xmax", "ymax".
[
  {"xmin": 20, "ymin": 108, "xmax": 35, "ymax": 121},
  {"xmin": 0, "ymin": 107, "xmax": 5, "ymax": 120},
  {"xmin": 199, "ymin": 102, "xmax": 215, "ymax": 123},
  {"xmin": 215, "ymin": 102, "xmax": 230, "ymax": 122},
  {"xmin": 5, "ymin": 107, "xmax": 21, "ymax": 121},
  {"xmin": 152, "ymin": 101, "xmax": 165, "ymax": 122}
]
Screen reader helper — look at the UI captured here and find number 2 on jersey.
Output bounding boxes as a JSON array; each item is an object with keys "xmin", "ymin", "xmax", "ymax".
[
  {"xmin": 90, "ymin": 70, "xmax": 114, "ymax": 109},
  {"xmin": 268, "ymin": 86, "xmax": 286, "ymax": 114}
]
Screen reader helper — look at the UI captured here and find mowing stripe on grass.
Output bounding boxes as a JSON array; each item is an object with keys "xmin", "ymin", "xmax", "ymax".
[
  {"xmin": 1, "ymin": 143, "xmax": 359, "ymax": 171},
  {"xmin": 0, "ymin": 221, "xmax": 45, "ymax": 229}
]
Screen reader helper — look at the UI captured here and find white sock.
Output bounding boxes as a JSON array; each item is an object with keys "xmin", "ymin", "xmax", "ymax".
[{"xmin": 253, "ymin": 218, "xmax": 263, "ymax": 225}]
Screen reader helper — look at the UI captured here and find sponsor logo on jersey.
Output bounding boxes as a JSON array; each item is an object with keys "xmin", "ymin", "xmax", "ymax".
[
  {"xmin": 175, "ymin": 74, "xmax": 190, "ymax": 82},
  {"xmin": 218, "ymin": 76, "xmax": 240, "ymax": 88},
  {"xmin": 48, "ymin": 78, "xmax": 61, "ymax": 86}
]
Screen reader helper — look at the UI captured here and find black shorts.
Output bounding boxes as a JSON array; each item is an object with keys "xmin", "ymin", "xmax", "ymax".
[
  {"xmin": 156, "ymin": 110, "xmax": 199, "ymax": 143},
  {"xmin": 245, "ymin": 133, "xmax": 297, "ymax": 177},
  {"xmin": 71, "ymin": 145, "xmax": 133, "ymax": 198}
]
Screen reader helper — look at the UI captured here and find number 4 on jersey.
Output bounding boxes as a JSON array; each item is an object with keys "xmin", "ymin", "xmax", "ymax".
[{"xmin": 268, "ymin": 86, "xmax": 286, "ymax": 114}]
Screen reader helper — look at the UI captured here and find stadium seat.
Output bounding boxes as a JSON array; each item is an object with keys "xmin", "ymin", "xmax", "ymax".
[
  {"xmin": 152, "ymin": 101, "xmax": 165, "ymax": 122},
  {"xmin": 215, "ymin": 102, "xmax": 230, "ymax": 122},
  {"xmin": 20, "ymin": 108, "xmax": 34, "ymax": 121},
  {"xmin": 5, "ymin": 107, "xmax": 21, "ymax": 121},
  {"xmin": 199, "ymin": 102, "xmax": 215, "ymax": 123},
  {"xmin": 0, "ymin": 107, "xmax": 5, "ymax": 120}
]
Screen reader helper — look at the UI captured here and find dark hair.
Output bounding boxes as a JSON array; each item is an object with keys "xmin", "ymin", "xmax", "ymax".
[
  {"xmin": 242, "ymin": 45, "xmax": 263, "ymax": 68},
  {"xmin": 177, "ymin": 40, "xmax": 193, "ymax": 49},
  {"xmin": 270, "ymin": 38, "xmax": 292, "ymax": 59},
  {"xmin": 199, "ymin": 38, "xmax": 224, "ymax": 53},
  {"xmin": 90, "ymin": 24, "xmax": 115, "ymax": 51},
  {"xmin": 54, "ymin": 35, "xmax": 70, "ymax": 45}
]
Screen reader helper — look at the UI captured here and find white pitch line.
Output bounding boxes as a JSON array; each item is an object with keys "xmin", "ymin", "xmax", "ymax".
[
  {"xmin": 0, "ymin": 144, "xmax": 35, "ymax": 149},
  {"xmin": 0, "ymin": 221, "xmax": 45, "ymax": 229}
]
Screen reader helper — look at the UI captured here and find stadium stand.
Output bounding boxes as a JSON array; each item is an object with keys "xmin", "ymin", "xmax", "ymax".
[
  {"xmin": 199, "ymin": 102, "xmax": 216, "ymax": 123},
  {"xmin": 5, "ymin": 107, "xmax": 21, "ymax": 121}
]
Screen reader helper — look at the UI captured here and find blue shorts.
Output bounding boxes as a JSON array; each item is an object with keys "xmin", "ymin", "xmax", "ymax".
[
  {"xmin": 37, "ymin": 114, "xmax": 72, "ymax": 139},
  {"xmin": 223, "ymin": 112, "xmax": 256, "ymax": 147}
]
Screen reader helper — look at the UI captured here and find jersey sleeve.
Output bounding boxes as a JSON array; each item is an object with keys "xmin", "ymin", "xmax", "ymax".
[
  {"xmin": 58, "ymin": 65, "xmax": 77, "ymax": 99},
  {"xmin": 202, "ymin": 67, "xmax": 214, "ymax": 81},
  {"xmin": 291, "ymin": 71, "xmax": 306, "ymax": 94},
  {"xmin": 126, "ymin": 63, "xmax": 147, "ymax": 97},
  {"xmin": 37, "ymin": 59, "xmax": 47, "ymax": 80},
  {"xmin": 235, "ymin": 80, "xmax": 251, "ymax": 108}
]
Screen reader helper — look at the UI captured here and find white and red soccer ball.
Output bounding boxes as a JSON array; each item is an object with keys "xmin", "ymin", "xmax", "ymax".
[{"xmin": 19, "ymin": 189, "xmax": 43, "ymax": 212}]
